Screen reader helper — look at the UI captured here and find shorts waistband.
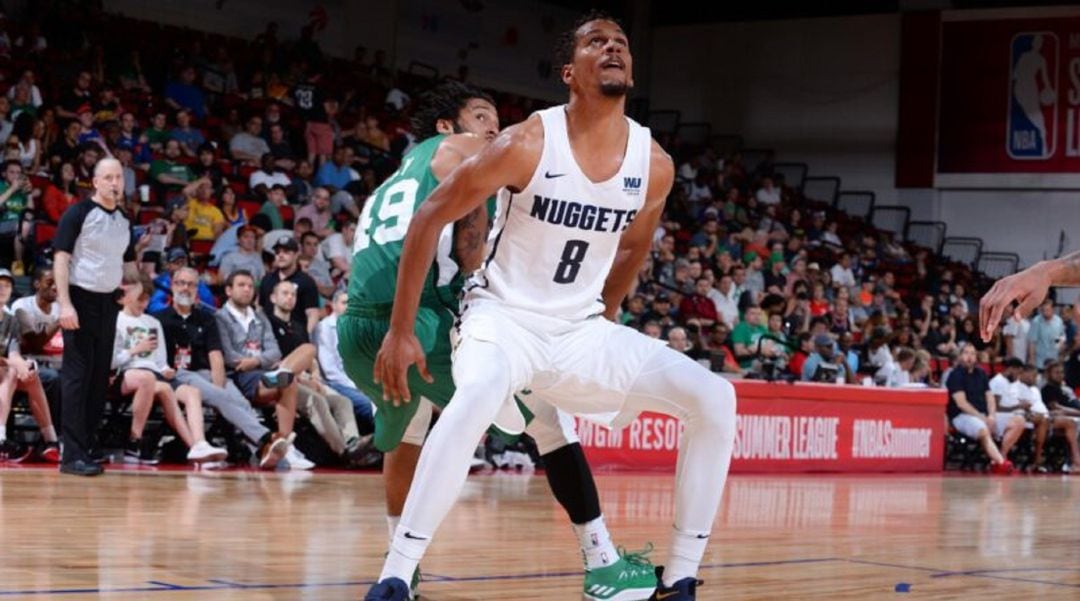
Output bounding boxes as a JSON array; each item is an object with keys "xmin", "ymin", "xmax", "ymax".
[{"xmin": 344, "ymin": 303, "xmax": 393, "ymax": 319}]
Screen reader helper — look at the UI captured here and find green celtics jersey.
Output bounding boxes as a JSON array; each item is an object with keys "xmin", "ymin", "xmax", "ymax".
[{"xmin": 348, "ymin": 135, "xmax": 461, "ymax": 312}]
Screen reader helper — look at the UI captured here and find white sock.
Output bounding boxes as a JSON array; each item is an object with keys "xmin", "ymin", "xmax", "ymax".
[
  {"xmin": 664, "ymin": 527, "xmax": 709, "ymax": 586},
  {"xmin": 380, "ymin": 524, "xmax": 431, "ymax": 583},
  {"xmin": 0, "ymin": 425, "xmax": 6, "ymax": 441},
  {"xmin": 573, "ymin": 516, "xmax": 619, "ymax": 569},
  {"xmin": 386, "ymin": 515, "xmax": 400, "ymax": 545},
  {"xmin": 41, "ymin": 426, "xmax": 57, "ymax": 443}
]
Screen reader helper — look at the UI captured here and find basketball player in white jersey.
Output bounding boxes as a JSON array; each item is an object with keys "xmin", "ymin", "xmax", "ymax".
[{"xmin": 365, "ymin": 12, "xmax": 737, "ymax": 601}]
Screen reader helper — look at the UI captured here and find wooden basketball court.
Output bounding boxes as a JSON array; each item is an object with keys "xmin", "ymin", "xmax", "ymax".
[{"xmin": 0, "ymin": 466, "xmax": 1077, "ymax": 599}]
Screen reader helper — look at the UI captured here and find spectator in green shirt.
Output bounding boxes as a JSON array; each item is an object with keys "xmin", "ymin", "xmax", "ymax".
[
  {"xmin": 731, "ymin": 305, "xmax": 769, "ymax": 368},
  {"xmin": 149, "ymin": 139, "xmax": 194, "ymax": 200},
  {"xmin": 258, "ymin": 184, "xmax": 288, "ymax": 231},
  {"xmin": 142, "ymin": 111, "xmax": 171, "ymax": 153},
  {"xmin": 0, "ymin": 160, "xmax": 39, "ymax": 275}
]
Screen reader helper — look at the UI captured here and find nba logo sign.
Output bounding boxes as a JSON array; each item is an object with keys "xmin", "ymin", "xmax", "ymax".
[{"xmin": 1007, "ymin": 32, "xmax": 1058, "ymax": 160}]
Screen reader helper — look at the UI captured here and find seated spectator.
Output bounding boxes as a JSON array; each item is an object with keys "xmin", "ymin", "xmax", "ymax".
[
  {"xmin": 641, "ymin": 291, "xmax": 677, "ymax": 335},
  {"xmin": 755, "ymin": 176, "xmax": 781, "ymax": 205},
  {"xmin": 291, "ymin": 159, "xmax": 315, "ymax": 203},
  {"xmin": 881, "ymin": 347, "xmax": 917, "ymax": 387},
  {"xmin": 295, "ymin": 186, "xmax": 334, "ymax": 239},
  {"xmin": 259, "ymin": 237, "xmax": 321, "ymax": 333},
  {"xmin": 321, "ymin": 217, "xmax": 356, "ymax": 278},
  {"xmin": 258, "ymin": 184, "xmax": 289, "ymax": 231},
  {"xmin": 229, "ymin": 115, "xmax": 270, "ymax": 166},
  {"xmin": 148, "ymin": 247, "xmax": 217, "ymax": 314},
  {"xmin": 111, "ymin": 276, "xmax": 227, "ymax": 464},
  {"xmin": 170, "ymin": 109, "xmax": 205, "ymax": 158},
  {"xmin": 73, "ymin": 143, "xmax": 102, "ymax": 194},
  {"xmin": 1016, "ymin": 363, "xmax": 1080, "ymax": 472},
  {"xmin": 142, "ymin": 111, "xmax": 171, "ymax": 154},
  {"xmin": 6, "ymin": 69, "xmax": 43, "ymax": 109},
  {"xmin": 0, "ymin": 159, "xmax": 39, "ymax": 275},
  {"xmin": 666, "ymin": 326, "xmax": 694, "ymax": 355},
  {"xmin": 710, "ymin": 272, "xmax": 739, "ymax": 328},
  {"xmin": 47, "ymin": 120, "xmax": 82, "ymax": 171},
  {"xmin": 56, "ymin": 70, "xmax": 93, "ymax": 121},
  {"xmin": 268, "ymin": 282, "xmax": 369, "ymax": 465},
  {"xmin": 801, "ymin": 333, "xmax": 853, "ymax": 383},
  {"xmin": 159, "ymin": 197, "xmax": 193, "ymax": 251},
  {"xmin": 731, "ymin": 305, "xmax": 769, "ymax": 369},
  {"xmin": 316, "ymin": 291, "xmax": 375, "ymax": 429},
  {"xmin": 75, "ymin": 105, "xmax": 104, "ymax": 146},
  {"xmin": 249, "ymin": 153, "xmax": 292, "ymax": 198},
  {"xmin": 300, "ymin": 232, "xmax": 335, "ymax": 298},
  {"xmin": 266, "ymin": 122, "xmax": 296, "ymax": 171},
  {"xmin": 830, "ymin": 252, "xmax": 857, "ymax": 291},
  {"xmin": 837, "ymin": 331, "xmax": 860, "ymax": 374},
  {"xmin": 215, "ymin": 270, "xmax": 310, "ymax": 468},
  {"xmin": 155, "ymin": 267, "xmax": 293, "ymax": 470},
  {"xmin": 164, "ymin": 65, "xmax": 208, "ymax": 120},
  {"xmin": 41, "ymin": 162, "xmax": 78, "ymax": 222},
  {"xmin": 115, "ymin": 112, "xmax": 142, "ymax": 155},
  {"xmin": 181, "ymin": 178, "xmax": 226, "ymax": 242},
  {"xmin": 314, "ymin": 145, "xmax": 360, "ymax": 215},
  {"xmin": 679, "ymin": 277, "xmax": 718, "ymax": 329},
  {"xmin": 219, "ymin": 224, "xmax": 266, "ymax": 283},
  {"xmin": 947, "ymin": 343, "xmax": 1015, "ymax": 472},
  {"xmin": 12, "ymin": 269, "xmax": 64, "ymax": 373},
  {"xmin": 990, "ymin": 358, "xmax": 1038, "ymax": 455},
  {"xmin": 150, "ymin": 139, "xmax": 195, "ymax": 199},
  {"xmin": 0, "ymin": 268, "xmax": 60, "ymax": 463},
  {"xmin": 788, "ymin": 332, "xmax": 813, "ymax": 378},
  {"xmin": 191, "ymin": 143, "xmax": 227, "ymax": 197}
]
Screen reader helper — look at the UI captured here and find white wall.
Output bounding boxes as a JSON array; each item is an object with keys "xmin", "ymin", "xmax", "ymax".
[
  {"xmin": 649, "ymin": 13, "xmax": 1080, "ymax": 268},
  {"xmin": 650, "ymin": 14, "xmax": 902, "ymax": 202}
]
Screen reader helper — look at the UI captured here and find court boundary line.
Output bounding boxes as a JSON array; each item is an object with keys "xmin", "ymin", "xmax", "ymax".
[{"xmin": 1, "ymin": 556, "xmax": 1076, "ymax": 596}]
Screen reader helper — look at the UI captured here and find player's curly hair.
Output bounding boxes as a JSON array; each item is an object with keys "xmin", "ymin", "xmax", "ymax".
[
  {"xmin": 410, "ymin": 80, "xmax": 495, "ymax": 143},
  {"xmin": 553, "ymin": 9, "xmax": 625, "ymax": 70}
]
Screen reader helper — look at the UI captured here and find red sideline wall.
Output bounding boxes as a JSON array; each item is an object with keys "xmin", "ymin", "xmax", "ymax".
[{"xmin": 578, "ymin": 381, "xmax": 947, "ymax": 473}]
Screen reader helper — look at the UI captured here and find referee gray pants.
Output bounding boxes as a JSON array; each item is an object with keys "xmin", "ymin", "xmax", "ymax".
[{"xmin": 173, "ymin": 369, "xmax": 269, "ymax": 445}]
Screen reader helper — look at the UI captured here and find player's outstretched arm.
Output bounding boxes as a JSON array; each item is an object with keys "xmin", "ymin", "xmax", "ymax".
[
  {"xmin": 374, "ymin": 121, "xmax": 541, "ymax": 405},
  {"xmin": 980, "ymin": 250, "xmax": 1080, "ymax": 342},
  {"xmin": 601, "ymin": 139, "xmax": 674, "ymax": 320}
]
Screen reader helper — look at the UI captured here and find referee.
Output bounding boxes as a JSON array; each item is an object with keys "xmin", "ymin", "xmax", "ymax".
[{"xmin": 55, "ymin": 158, "xmax": 137, "ymax": 476}]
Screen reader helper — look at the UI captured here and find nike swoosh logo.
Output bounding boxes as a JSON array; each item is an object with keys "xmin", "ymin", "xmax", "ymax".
[
  {"xmin": 655, "ymin": 591, "xmax": 681, "ymax": 600},
  {"xmin": 545, "ymin": 171, "xmax": 566, "ymax": 179},
  {"xmin": 403, "ymin": 531, "xmax": 428, "ymax": 541},
  {"xmin": 695, "ymin": 533, "xmax": 710, "ymax": 539}
]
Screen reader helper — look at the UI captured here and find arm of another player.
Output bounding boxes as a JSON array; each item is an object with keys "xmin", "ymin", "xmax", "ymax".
[
  {"xmin": 430, "ymin": 134, "xmax": 493, "ymax": 274},
  {"xmin": 375, "ymin": 123, "xmax": 541, "ymax": 405},
  {"xmin": 601, "ymin": 139, "xmax": 674, "ymax": 321},
  {"xmin": 980, "ymin": 250, "xmax": 1080, "ymax": 341}
]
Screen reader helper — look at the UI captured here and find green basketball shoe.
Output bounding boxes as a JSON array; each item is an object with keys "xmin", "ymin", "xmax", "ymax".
[{"xmin": 583, "ymin": 544, "xmax": 659, "ymax": 601}]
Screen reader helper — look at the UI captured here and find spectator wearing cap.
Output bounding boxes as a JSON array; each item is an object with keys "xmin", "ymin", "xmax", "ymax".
[
  {"xmin": 249, "ymin": 153, "xmax": 292, "ymax": 199},
  {"xmin": 150, "ymin": 139, "xmax": 194, "ymax": 200},
  {"xmin": 75, "ymin": 105, "xmax": 103, "ymax": 146},
  {"xmin": 641, "ymin": 292, "xmax": 677, "ymax": 336},
  {"xmin": 801, "ymin": 333, "xmax": 853, "ymax": 383},
  {"xmin": 219, "ymin": 224, "xmax": 266, "ymax": 283},
  {"xmin": 259, "ymin": 237, "xmax": 321, "ymax": 333},
  {"xmin": 258, "ymin": 184, "xmax": 289, "ymax": 231},
  {"xmin": 164, "ymin": 65, "xmax": 208, "ymax": 120},
  {"xmin": 180, "ymin": 177, "xmax": 225, "ymax": 242},
  {"xmin": 148, "ymin": 247, "xmax": 216, "ymax": 314},
  {"xmin": 170, "ymin": 109, "xmax": 205, "ymax": 158}
]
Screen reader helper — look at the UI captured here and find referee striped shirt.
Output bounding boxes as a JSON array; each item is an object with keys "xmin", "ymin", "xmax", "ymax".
[{"xmin": 54, "ymin": 199, "xmax": 136, "ymax": 293}]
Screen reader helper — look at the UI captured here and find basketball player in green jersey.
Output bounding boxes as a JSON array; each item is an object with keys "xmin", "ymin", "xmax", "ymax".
[{"xmin": 338, "ymin": 81, "xmax": 657, "ymax": 600}]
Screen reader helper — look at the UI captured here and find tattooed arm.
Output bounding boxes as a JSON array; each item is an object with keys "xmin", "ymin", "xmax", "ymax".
[
  {"xmin": 453, "ymin": 203, "xmax": 489, "ymax": 273},
  {"xmin": 980, "ymin": 249, "xmax": 1080, "ymax": 341}
]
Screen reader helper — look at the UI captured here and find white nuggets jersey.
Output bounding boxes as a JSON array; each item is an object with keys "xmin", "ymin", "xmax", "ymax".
[{"xmin": 465, "ymin": 106, "xmax": 652, "ymax": 320}]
